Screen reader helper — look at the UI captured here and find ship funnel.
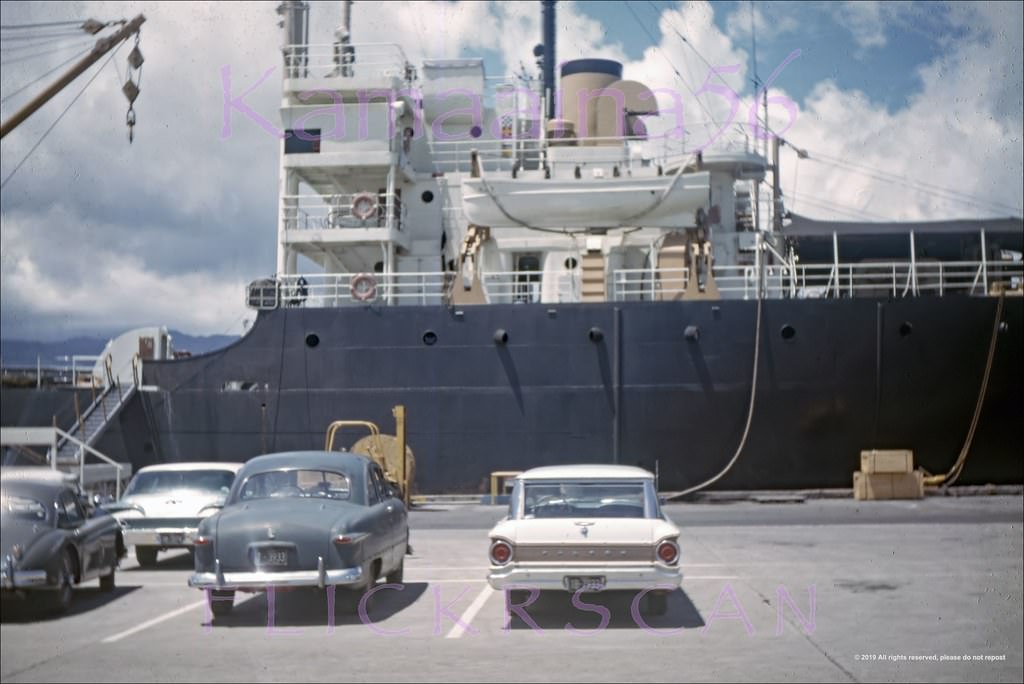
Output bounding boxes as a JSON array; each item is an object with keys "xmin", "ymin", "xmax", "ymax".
[
  {"xmin": 278, "ymin": 1, "xmax": 309, "ymax": 78},
  {"xmin": 542, "ymin": 0, "xmax": 556, "ymax": 121}
]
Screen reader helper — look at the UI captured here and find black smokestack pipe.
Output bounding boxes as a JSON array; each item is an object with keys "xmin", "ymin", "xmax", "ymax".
[{"xmin": 542, "ymin": 0, "xmax": 556, "ymax": 121}]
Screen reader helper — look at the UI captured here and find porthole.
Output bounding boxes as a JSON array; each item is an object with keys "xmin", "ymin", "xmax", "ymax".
[
  {"xmin": 422, "ymin": 330, "xmax": 438, "ymax": 346},
  {"xmin": 421, "ymin": 190, "xmax": 434, "ymax": 203},
  {"xmin": 305, "ymin": 333, "xmax": 320, "ymax": 348},
  {"xmin": 780, "ymin": 325, "xmax": 796, "ymax": 340}
]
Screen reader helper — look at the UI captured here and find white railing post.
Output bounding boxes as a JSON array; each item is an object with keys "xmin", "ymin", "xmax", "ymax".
[
  {"xmin": 910, "ymin": 230, "xmax": 918, "ymax": 296},
  {"xmin": 980, "ymin": 229, "xmax": 988, "ymax": 294},
  {"xmin": 832, "ymin": 231, "xmax": 840, "ymax": 299}
]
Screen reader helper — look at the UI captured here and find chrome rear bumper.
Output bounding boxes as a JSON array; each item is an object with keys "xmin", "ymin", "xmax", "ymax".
[{"xmin": 189, "ymin": 557, "xmax": 362, "ymax": 590}]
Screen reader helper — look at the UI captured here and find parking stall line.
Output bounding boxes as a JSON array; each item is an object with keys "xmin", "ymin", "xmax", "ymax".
[
  {"xmin": 100, "ymin": 599, "xmax": 207, "ymax": 644},
  {"xmin": 444, "ymin": 585, "xmax": 495, "ymax": 639}
]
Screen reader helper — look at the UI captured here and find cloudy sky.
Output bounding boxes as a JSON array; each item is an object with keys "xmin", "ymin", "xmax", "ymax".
[{"xmin": 1, "ymin": 1, "xmax": 1021, "ymax": 341}]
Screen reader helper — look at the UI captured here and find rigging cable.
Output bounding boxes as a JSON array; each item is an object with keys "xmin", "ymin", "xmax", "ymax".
[
  {"xmin": 800, "ymin": 148, "xmax": 1022, "ymax": 216},
  {"xmin": 0, "ymin": 20, "xmax": 86, "ymax": 30},
  {"xmin": 923, "ymin": 292, "xmax": 1005, "ymax": 488},
  {"xmin": 623, "ymin": 2, "xmax": 719, "ymax": 141},
  {"xmin": 1, "ymin": 41, "xmax": 125, "ymax": 191},
  {"xmin": 1, "ymin": 44, "xmax": 94, "ymax": 104},
  {"xmin": 0, "ymin": 39, "xmax": 96, "ymax": 64}
]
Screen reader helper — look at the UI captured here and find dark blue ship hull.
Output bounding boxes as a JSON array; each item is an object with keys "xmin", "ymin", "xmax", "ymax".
[{"xmin": 81, "ymin": 295, "xmax": 1019, "ymax": 494}]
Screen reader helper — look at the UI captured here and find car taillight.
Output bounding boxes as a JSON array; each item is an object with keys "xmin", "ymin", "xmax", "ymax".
[
  {"xmin": 194, "ymin": 536, "xmax": 212, "ymax": 546},
  {"xmin": 490, "ymin": 540, "xmax": 513, "ymax": 565},
  {"xmin": 657, "ymin": 540, "xmax": 679, "ymax": 564}
]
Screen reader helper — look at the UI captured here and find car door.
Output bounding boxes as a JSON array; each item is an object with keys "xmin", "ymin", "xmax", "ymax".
[
  {"xmin": 363, "ymin": 465, "xmax": 392, "ymax": 578},
  {"xmin": 56, "ymin": 489, "xmax": 94, "ymax": 579},
  {"xmin": 60, "ymin": 488, "xmax": 115, "ymax": 579},
  {"xmin": 370, "ymin": 465, "xmax": 405, "ymax": 571}
]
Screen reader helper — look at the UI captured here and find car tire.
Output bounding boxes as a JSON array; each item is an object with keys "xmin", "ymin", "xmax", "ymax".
[
  {"xmin": 99, "ymin": 565, "xmax": 116, "ymax": 592},
  {"xmin": 209, "ymin": 589, "xmax": 234, "ymax": 616},
  {"xmin": 643, "ymin": 591, "xmax": 668, "ymax": 617},
  {"xmin": 385, "ymin": 558, "xmax": 404, "ymax": 584},
  {"xmin": 49, "ymin": 550, "xmax": 75, "ymax": 615},
  {"xmin": 135, "ymin": 546, "xmax": 158, "ymax": 567}
]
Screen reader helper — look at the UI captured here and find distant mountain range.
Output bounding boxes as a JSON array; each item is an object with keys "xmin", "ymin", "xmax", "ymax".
[{"xmin": 0, "ymin": 331, "xmax": 239, "ymax": 368}]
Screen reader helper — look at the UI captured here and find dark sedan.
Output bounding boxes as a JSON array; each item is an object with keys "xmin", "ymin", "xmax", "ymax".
[
  {"xmin": 188, "ymin": 451, "xmax": 409, "ymax": 615},
  {"xmin": 1, "ymin": 468, "xmax": 125, "ymax": 614}
]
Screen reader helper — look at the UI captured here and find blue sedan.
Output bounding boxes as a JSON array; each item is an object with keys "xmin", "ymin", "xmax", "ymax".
[{"xmin": 188, "ymin": 451, "xmax": 409, "ymax": 615}]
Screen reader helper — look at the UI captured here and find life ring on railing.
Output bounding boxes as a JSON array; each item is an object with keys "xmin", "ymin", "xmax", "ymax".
[
  {"xmin": 351, "ymin": 193, "xmax": 378, "ymax": 220},
  {"xmin": 350, "ymin": 273, "xmax": 378, "ymax": 301}
]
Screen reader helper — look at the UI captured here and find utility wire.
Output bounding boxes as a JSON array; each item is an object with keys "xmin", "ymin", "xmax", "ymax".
[{"xmin": 1, "ymin": 42, "xmax": 125, "ymax": 191}]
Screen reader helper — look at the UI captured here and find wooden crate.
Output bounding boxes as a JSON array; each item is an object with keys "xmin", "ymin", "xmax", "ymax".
[
  {"xmin": 860, "ymin": 449, "xmax": 914, "ymax": 474},
  {"xmin": 854, "ymin": 470, "xmax": 924, "ymax": 500}
]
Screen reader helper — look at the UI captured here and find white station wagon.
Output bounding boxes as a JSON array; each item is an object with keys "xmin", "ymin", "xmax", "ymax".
[{"xmin": 486, "ymin": 464, "xmax": 682, "ymax": 615}]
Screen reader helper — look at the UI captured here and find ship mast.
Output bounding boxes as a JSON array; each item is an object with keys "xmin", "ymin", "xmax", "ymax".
[{"xmin": 0, "ymin": 14, "xmax": 146, "ymax": 139}]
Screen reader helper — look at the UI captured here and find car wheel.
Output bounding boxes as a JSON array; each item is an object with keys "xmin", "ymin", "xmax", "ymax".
[
  {"xmin": 49, "ymin": 550, "xmax": 75, "ymax": 615},
  {"xmin": 643, "ymin": 591, "xmax": 668, "ymax": 617},
  {"xmin": 135, "ymin": 546, "xmax": 158, "ymax": 567},
  {"xmin": 385, "ymin": 558, "xmax": 404, "ymax": 584},
  {"xmin": 209, "ymin": 589, "xmax": 234, "ymax": 616},
  {"xmin": 99, "ymin": 565, "xmax": 116, "ymax": 592}
]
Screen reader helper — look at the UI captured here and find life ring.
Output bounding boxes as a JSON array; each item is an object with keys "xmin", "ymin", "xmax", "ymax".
[
  {"xmin": 350, "ymin": 273, "xmax": 377, "ymax": 301},
  {"xmin": 351, "ymin": 193, "xmax": 378, "ymax": 220}
]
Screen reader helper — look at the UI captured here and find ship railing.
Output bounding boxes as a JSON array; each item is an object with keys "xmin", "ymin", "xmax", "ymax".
[
  {"xmin": 611, "ymin": 259, "xmax": 1023, "ymax": 301},
  {"xmin": 430, "ymin": 134, "xmax": 707, "ymax": 177},
  {"xmin": 282, "ymin": 42, "xmax": 412, "ymax": 81},
  {"xmin": 612, "ymin": 268, "xmax": 688, "ymax": 301},
  {"xmin": 280, "ymin": 193, "xmax": 405, "ymax": 231},
  {"xmin": 276, "ymin": 272, "xmax": 449, "ymax": 306},
  {"xmin": 480, "ymin": 271, "xmax": 579, "ymax": 303}
]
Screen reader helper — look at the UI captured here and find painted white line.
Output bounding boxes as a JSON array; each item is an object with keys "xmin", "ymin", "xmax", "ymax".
[
  {"xmin": 445, "ymin": 585, "xmax": 495, "ymax": 639},
  {"xmin": 685, "ymin": 575, "xmax": 741, "ymax": 580},
  {"xmin": 407, "ymin": 566, "xmax": 489, "ymax": 571},
  {"xmin": 416, "ymin": 578, "xmax": 488, "ymax": 583},
  {"xmin": 101, "ymin": 599, "xmax": 207, "ymax": 644}
]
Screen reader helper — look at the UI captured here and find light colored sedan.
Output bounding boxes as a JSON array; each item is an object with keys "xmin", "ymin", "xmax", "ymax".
[
  {"xmin": 106, "ymin": 463, "xmax": 243, "ymax": 567},
  {"xmin": 486, "ymin": 465, "xmax": 682, "ymax": 616}
]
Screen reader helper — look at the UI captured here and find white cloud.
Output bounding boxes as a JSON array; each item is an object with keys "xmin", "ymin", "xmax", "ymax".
[
  {"xmin": 725, "ymin": 4, "xmax": 798, "ymax": 44},
  {"xmin": 837, "ymin": 1, "xmax": 889, "ymax": 50}
]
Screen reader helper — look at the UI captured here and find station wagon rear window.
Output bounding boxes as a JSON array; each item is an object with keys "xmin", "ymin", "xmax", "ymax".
[
  {"xmin": 239, "ymin": 470, "xmax": 351, "ymax": 501},
  {"xmin": 522, "ymin": 482, "xmax": 648, "ymax": 519},
  {"xmin": 125, "ymin": 470, "xmax": 237, "ymax": 495}
]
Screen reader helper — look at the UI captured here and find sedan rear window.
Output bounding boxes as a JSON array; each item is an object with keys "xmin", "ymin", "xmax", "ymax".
[
  {"xmin": 2, "ymin": 495, "xmax": 49, "ymax": 522},
  {"xmin": 523, "ymin": 482, "xmax": 648, "ymax": 519},
  {"xmin": 239, "ymin": 470, "xmax": 351, "ymax": 501}
]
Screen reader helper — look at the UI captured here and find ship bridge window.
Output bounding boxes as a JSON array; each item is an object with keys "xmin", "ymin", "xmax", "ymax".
[{"xmin": 284, "ymin": 129, "xmax": 321, "ymax": 154}]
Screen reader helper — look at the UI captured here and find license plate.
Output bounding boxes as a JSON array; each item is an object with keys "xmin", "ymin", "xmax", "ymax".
[
  {"xmin": 565, "ymin": 576, "xmax": 606, "ymax": 592},
  {"xmin": 159, "ymin": 533, "xmax": 185, "ymax": 545},
  {"xmin": 257, "ymin": 549, "xmax": 289, "ymax": 567}
]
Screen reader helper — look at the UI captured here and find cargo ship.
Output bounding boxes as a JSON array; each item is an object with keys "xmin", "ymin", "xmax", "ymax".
[{"xmin": 3, "ymin": 1, "xmax": 1022, "ymax": 494}]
